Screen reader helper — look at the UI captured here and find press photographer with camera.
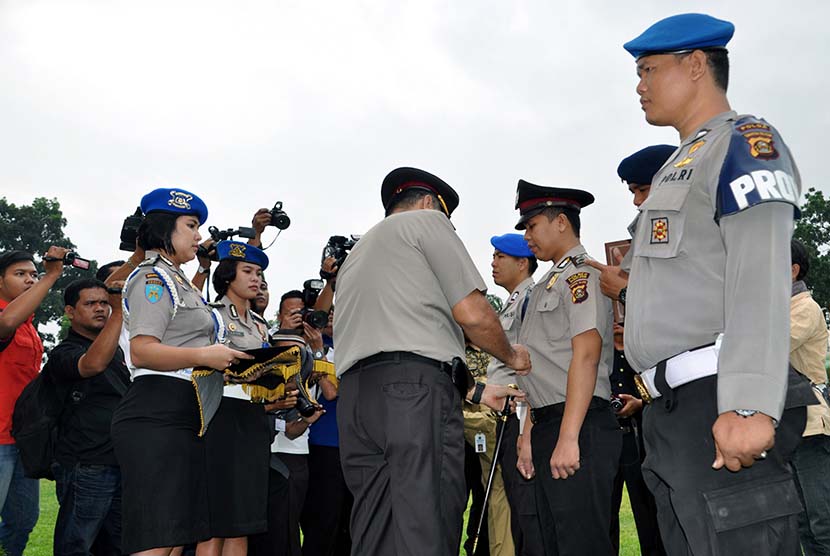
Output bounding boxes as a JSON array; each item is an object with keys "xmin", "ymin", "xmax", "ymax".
[{"xmin": 0, "ymin": 246, "xmax": 70, "ymax": 556}]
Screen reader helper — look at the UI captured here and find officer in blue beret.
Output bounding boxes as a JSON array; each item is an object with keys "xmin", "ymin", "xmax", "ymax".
[
  {"xmin": 620, "ymin": 13, "xmax": 811, "ymax": 556},
  {"xmin": 140, "ymin": 187, "xmax": 209, "ymax": 225},
  {"xmin": 485, "ymin": 233, "xmax": 544, "ymax": 555},
  {"xmin": 617, "ymin": 144, "xmax": 676, "ymax": 208}
]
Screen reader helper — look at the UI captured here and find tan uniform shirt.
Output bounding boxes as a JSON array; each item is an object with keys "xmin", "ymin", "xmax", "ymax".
[
  {"xmin": 124, "ymin": 251, "xmax": 215, "ymax": 381},
  {"xmin": 517, "ymin": 245, "xmax": 613, "ymax": 407},
  {"xmin": 790, "ymin": 284, "xmax": 830, "ymax": 436},
  {"xmin": 487, "ymin": 277, "xmax": 534, "ymax": 386},
  {"xmin": 334, "ymin": 210, "xmax": 487, "ymax": 377},
  {"xmin": 213, "ymin": 296, "xmax": 269, "ymax": 400}
]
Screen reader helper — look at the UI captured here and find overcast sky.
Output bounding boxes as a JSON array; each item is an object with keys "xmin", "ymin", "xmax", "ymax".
[{"xmin": 2, "ymin": 0, "xmax": 827, "ymax": 321}]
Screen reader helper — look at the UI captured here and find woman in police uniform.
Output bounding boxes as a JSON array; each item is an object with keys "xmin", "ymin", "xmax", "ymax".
[
  {"xmin": 111, "ymin": 188, "xmax": 249, "ymax": 556},
  {"xmin": 202, "ymin": 241, "xmax": 272, "ymax": 556}
]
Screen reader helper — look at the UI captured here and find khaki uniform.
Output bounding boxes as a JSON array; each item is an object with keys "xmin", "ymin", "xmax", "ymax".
[
  {"xmin": 517, "ymin": 244, "xmax": 621, "ymax": 556},
  {"xmin": 335, "ymin": 209, "xmax": 487, "ymax": 556},
  {"xmin": 789, "ymin": 284, "xmax": 830, "ymax": 436}
]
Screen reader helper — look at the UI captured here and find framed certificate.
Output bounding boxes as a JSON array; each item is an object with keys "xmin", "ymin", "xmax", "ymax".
[{"xmin": 604, "ymin": 239, "xmax": 631, "ymax": 323}]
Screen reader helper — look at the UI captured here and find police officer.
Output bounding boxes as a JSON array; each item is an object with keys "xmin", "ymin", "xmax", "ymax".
[
  {"xmin": 202, "ymin": 241, "xmax": 272, "ymax": 555},
  {"xmin": 334, "ymin": 167, "xmax": 531, "ymax": 556},
  {"xmin": 621, "ymin": 14, "xmax": 808, "ymax": 555},
  {"xmin": 588, "ymin": 145, "xmax": 675, "ymax": 556},
  {"xmin": 513, "ymin": 181, "xmax": 622, "ymax": 556},
  {"xmin": 487, "ymin": 233, "xmax": 543, "ymax": 556},
  {"xmin": 111, "ymin": 188, "xmax": 251, "ymax": 555}
]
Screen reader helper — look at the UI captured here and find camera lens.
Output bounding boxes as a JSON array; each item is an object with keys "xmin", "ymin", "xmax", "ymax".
[{"xmin": 271, "ymin": 212, "xmax": 290, "ymax": 230}]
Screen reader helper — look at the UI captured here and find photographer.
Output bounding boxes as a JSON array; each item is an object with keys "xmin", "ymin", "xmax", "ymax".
[
  {"xmin": 0, "ymin": 246, "xmax": 69, "ymax": 556},
  {"xmin": 45, "ymin": 278, "xmax": 130, "ymax": 556},
  {"xmin": 271, "ymin": 290, "xmax": 328, "ymax": 556}
]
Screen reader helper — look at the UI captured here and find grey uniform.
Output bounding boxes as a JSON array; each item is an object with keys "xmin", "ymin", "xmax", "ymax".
[
  {"xmin": 335, "ymin": 209, "xmax": 487, "ymax": 556},
  {"xmin": 625, "ymin": 111, "xmax": 807, "ymax": 556},
  {"xmin": 487, "ymin": 276, "xmax": 534, "ymax": 386},
  {"xmin": 213, "ymin": 297, "xmax": 269, "ymax": 352},
  {"xmin": 517, "ymin": 244, "xmax": 621, "ymax": 555},
  {"xmin": 517, "ymin": 245, "xmax": 613, "ymax": 407},
  {"xmin": 124, "ymin": 251, "xmax": 215, "ymax": 380}
]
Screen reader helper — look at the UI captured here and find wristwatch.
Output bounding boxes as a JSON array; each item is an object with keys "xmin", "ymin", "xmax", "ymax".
[
  {"xmin": 734, "ymin": 409, "xmax": 759, "ymax": 418},
  {"xmin": 618, "ymin": 287, "xmax": 627, "ymax": 306},
  {"xmin": 313, "ymin": 350, "xmax": 325, "ymax": 360},
  {"xmin": 470, "ymin": 382, "xmax": 485, "ymax": 405},
  {"xmin": 197, "ymin": 265, "xmax": 210, "ymax": 274}
]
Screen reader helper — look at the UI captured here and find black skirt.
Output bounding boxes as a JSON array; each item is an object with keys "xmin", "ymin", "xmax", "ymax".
[
  {"xmin": 111, "ymin": 375, "xmax": 210, "ymax": 553},
  {"xmin": 204, "ymin": 396, "xmax": 271, "ymax": 537}
]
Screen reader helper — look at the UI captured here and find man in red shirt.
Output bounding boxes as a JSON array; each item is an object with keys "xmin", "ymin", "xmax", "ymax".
[{"xmin": 0, "ymin": 246, "xmax": 68, "ymax": 556}]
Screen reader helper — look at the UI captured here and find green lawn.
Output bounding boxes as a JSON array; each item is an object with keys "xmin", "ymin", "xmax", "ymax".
[{"xmin": 23, "ymin": 480, "xmax": 643, "ymax": 555}]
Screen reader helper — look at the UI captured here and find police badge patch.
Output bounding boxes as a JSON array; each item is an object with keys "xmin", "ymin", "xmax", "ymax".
[
  {"xmin": 229, "ymin": 243, "xmax": 247, "ymax": 258},
  {"xmin": 566, "ymin": 272, "xmax": 589, "ymax": 304},
  {"xmin": 744, "ymin": 131, "xmax": 778, "ymax": 160},
  {"xmin": 650, "ymin": 217, "xmax": 669, "ymax": 244},
  {"xmin": 145, "ymin": 281, "xmax": 164, "ymax": 303}
]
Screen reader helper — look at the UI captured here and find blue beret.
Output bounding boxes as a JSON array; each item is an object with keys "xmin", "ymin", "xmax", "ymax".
[
  {"xmin": 140, "ymin": 188, "xmax": 209, "ymax": 225},
  {"xmin": 624, "ymin": 13, "xmax": 734, "ymax": 59},
  {"xmin": 490, "ymin": 234, "xmax": 534, "ymax": 258},
  {"xmin": 215, "ymin": 241, "xmax": 269, "ymax": 270},
  {"xmin": 617, "ymin": 145, "xmax": 677, "ymax": 185}
]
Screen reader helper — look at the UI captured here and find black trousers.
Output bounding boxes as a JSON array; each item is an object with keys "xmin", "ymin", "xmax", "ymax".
[
  {"xmin": 531, "ymin": 401, "xmax": 622, "ymax": 556},
  {"xmin": 248, "ymin": 464, "xmax": 291, "ymax": 556},
  {"xmin": 280, "ymin": 453, "xmax": 309, "ymax": 556},
  {"xmin": 498, "ymin": 414, "xmax": 544, "ymax": 556},
  {"xmin": 641, "ymin": 375, "xmax": 804, "ymax": 556},
  {"xmin": 338, "ymin": 356, "xmax": 466, "ymax": 556},
  {"xmin": 463, "ymin": 440, "xmax": 489, "ymax": 556},
  {"xmin": 301, "ymin": 445, "xmax": 352, "ymax": 556},
  {"xmin": 609, "ymin": 417, "xmax": 665, "ymax": 556}
]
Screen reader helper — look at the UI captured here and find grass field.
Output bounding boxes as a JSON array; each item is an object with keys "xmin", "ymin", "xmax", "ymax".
[{"xmin": 22, "ymin": 480, "xmax": 644, "ymax": 555}]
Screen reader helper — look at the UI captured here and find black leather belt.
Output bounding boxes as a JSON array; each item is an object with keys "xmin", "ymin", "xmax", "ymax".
[
  {"xmin": 530, "ymin": 397, "xmax": 610, "ymax": 424},
  {"xmin": 350, "ymin": 351, "xmax": 472, "ymax": 399}
]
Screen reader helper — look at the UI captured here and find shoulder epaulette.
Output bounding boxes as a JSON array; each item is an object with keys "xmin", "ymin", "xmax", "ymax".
[
  {"xmin": 251, "ymin": 312, "xmax": 268, "ymax": 325},
  {"xmin": 138, "ymin": 255, "xmax": 160, "ymax": 268}
]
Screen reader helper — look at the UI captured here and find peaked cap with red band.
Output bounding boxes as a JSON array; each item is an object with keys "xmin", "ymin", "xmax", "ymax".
[
  {"xmin": 381, "ymin": 167, "xmax": 460, "ymax": 217},
  {"xmin": 514, "ymin": 179, "xmax": 594, "ymax": 230}
]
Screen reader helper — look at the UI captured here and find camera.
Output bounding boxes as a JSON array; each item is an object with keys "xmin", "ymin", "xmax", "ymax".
[
  {"xmin": 43, "ymin": 252, "xmax": 91, "ymax": 271},
  {"xmin": 196, "ymin": 226, "xmax": 257, "ymax": 261},
  {"xmin": 268, "ymin": 201, "xmax": 291, "ymax": 230},
  {"xmin": 301, "ymin": 279, "xmax": 329, "ymax": 329},
  {"xmin": 321, "ymin": 235, "xmax": 360, "ymax": 270},
  {"xmin": 119, "ymin": 207, "xmax": 144, "ymax": 252},
  {"xmin": 610, "ymin": 396, "xmax": 625, "ymax": 413}
]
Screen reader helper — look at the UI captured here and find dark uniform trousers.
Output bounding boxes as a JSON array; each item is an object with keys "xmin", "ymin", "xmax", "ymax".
[
  {"xmin": 531, "ymin": 400, "xmax": 623, "ymax": 556},
  {"xmin": 338, "ymin": 356, "xmax": 466, "ymax": 556},
  {"xmin": 641, "ymin": 374, "xmax": 806, "ymax": 556},
  {"xmin": 610, "ymin": 415, "xmax": 665, "ymax": 556},
  {"xmin": 248, "ymin": 462, "xmax": 291, "ymax": 556},
  {"xmin": 498, "ymin": 414, "xmax": 544, "ymax": 556}
]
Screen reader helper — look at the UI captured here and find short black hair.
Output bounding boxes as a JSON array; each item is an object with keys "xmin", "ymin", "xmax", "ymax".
[
  {"xmin": 279, "ymin": 290, "xmax": 303, "ymax": 314},
  {"xmin": 386, "ymin": 189, "xmax": 441, "ymax": 217},
  {"xmin": 541, "ymin": 206, "xmax": 581, "ymax": 237},
  {"xmin": 64, "ymin": 278, "xmax": 107, "ymax": 307},
  {"xmin": 526, "ymin": 257, "xmax": 538, "ymax": 275},
  {"xmin": 0, "ymin": 251, "xmax": 35, "ymax": 276},
  {"xmin": 791, "ymin": 239, "xmax": 810, "ymax": 281},
  {"xmin": 212, "ymin": 259, "xmax": 238, "ymax": 299},
  {"xmin": 96, "ymin": 260, "xmax": 125, "ymax": 282},
  {"xmin": 705, "ymin": 49, "xmax": 729, "ymax": 92},
  {"xmin": 137, "ymin": 212, "xmax": 179, "ymax": 254}
]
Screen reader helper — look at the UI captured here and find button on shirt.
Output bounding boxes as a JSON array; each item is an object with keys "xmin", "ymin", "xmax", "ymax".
[
  {"xmin": 334, "ymin": 210, "xmax": 486, "ymax": 377},
  {"xmin": 487, "ymin": 277, "xmax": 533, "ymax": 386},
  {"xmin": 213, "ymin": 297, "xmax": 269, "ymax": 400},
  {"xmin": 517, "ymin": 245, "xmax": 613, "ymax": 408}
]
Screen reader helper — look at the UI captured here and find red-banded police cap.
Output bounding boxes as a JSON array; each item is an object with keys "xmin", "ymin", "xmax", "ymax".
[
  {"xmin": 381, "ymin": 167, "xmax": 459, "ymax": 217},
  {"xmin": 514, "ymin": 180, "xmax": 594, "ymax": 230}
]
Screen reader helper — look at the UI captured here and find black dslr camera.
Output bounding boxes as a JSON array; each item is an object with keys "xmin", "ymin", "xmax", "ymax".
[
  {"xmin": 268, "ymin": 201, "xmax": 291, "ymax": 230},
  {"xmin": 119, "ymin": 207, "xmax": 144, "ymax": 252},
  {"xmin": 195, "ymin": 226, "xmax": 257, "ymax": 261},
  {"xmin": 321, "ymin": 235, "xmax": 360, "ymax": 271},
  {"xmin": 301, "ymin": 279, "xmax": 329, "ymax": 329}
]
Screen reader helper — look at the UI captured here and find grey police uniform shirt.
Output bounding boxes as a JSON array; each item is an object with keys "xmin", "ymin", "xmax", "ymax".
[
  {"xmin": 517, "ymin": 245, "xmax": 613, "ymax": 408},
  {"xmin": 334, "ymin": 209, "xmax": 487, "ymax": 377},
  {"xmin": 212, "ymin": 296, "xmax": 269, "ymax": 399},
  {"xmin": 624, "ymin": 110, "xmax": 801, "ymax": 420},
  {"xmin": 487, "ymin": 276, "xmax": 534, "ymax": 386},
  {"xmin": 124, "ymin": 251, "xmax": 215, "ymax": 381}
]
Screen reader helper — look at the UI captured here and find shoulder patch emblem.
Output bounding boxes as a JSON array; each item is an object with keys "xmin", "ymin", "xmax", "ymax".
[
  {"xmin": 650, "ymin": 217, "xmax": 669, "ymax": 244},
  {"xmin": 744, "ymin": 131, "xmax": 778, "ymax": 160},
  {"xmin": 566, "ymin": 272, "xmax": 590, "ymax": 304},
  {"xmin": 145, "ymin": 282, "xmax": 164, "ymax": 303}
]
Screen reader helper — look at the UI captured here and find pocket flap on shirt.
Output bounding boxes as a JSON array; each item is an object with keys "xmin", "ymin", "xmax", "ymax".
[{"xmin": 642, "ymin": 184, "xmax": 691, "ymax": 212}]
